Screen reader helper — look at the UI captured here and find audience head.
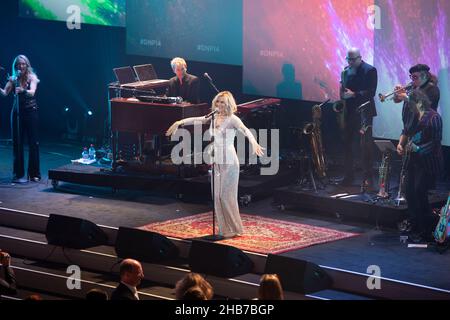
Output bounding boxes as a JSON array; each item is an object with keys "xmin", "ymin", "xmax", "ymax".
[
  {"xmin": 182, "ymin": 286, "xmax": 207, "ymax": 300},
  {"xmin": 0, "ymin": 250, "xmax": 11, "ymax": 266},
  {"xmin": 119, "ymin": 259, "xmax": 144, "ymax": 288},
  {"xmin": 86, "ymin": 289, "xmax": 109, "ymax": 301},
  {"xmin": 175, "ymin": 273, "xmax": 213, "ymax": 300},
  {"xmin": 258, "ymin": 274, "xmax": 284, "ymax": 300}
]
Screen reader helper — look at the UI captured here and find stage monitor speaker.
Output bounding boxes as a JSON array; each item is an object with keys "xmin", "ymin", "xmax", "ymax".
[
  {"xmin": 264, "ymin": 254, "xmax": 332, "ymax": 294},
  {"xmin": 115, "ymin": 227, "xmax": 179, "ymax": 263},
  {"xmin": 188, "ymin": 240, "xmax": 254, "ymax": 278},
  {"xmin": 45, "ymin": 214, "xmax": 108, "ymax": 249}
]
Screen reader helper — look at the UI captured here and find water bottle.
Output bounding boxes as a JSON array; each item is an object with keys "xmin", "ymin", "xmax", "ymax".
[
  {"xmin": 88, "ymin": 144, "xmax": 96, "ymax": 160},
  {"xmin": 82, "ymin": 147, "xmax": 89, "ymax": 160}
]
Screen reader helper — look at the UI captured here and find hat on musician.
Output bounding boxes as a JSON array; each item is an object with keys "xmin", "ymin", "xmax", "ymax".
[{"xmin": 409, "ymin": 64, "xmax": 430, "ymax": 74}]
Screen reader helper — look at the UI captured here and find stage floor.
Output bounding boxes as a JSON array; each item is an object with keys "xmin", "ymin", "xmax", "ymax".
[{"xmin": 0, "ymin": 141, "xmax": 450, "ymax": 293}]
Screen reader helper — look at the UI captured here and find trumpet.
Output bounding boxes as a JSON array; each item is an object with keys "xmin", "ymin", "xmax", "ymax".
[{"xmin": 378, "ymin": 82, "xmax": 413, "ymax": 102}]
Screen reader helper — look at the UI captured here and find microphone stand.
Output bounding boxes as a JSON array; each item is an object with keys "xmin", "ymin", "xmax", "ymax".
[
  {"xmin": 205, "ymin": 74, "xmax": 220, "ymax": 94},
  {"xmin": 202, "ymin": 110, "xmax": 224, "ymax": 241},
  {"xmin": 13, "ymin": 74, "xmax": 27, "ymax": 183}
]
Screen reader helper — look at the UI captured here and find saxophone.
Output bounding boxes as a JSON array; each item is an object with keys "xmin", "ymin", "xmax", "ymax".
[
  {"xmin": 303, "ymin": 102, "xmax": 327, "ymax": 178},
  {"xmin": 377, "ymin": 152, "xmax": 391, "ymax": 198},
  {"xmin": 333, "ymin": 67, "xmax": 348, "ymax": 130}
]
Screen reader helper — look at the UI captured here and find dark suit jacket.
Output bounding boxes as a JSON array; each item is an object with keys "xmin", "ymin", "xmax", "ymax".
[
  {"xmin": 166, "ymin": 73, "xmax": 200, "ymax": 104},
  {"xmin": 110, "ymin": 283, "xmax": 138, "ymax": 301},
  {"xmin": 0, "ymin": 266, "xmax": 17, "ymax": 296},
  {"xmin": 341, "ymin": 60, "xmax": 378, "ymax": 119}
]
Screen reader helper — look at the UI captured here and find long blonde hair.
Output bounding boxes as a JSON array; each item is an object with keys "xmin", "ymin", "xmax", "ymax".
[
  {"xmin": 11, "ymin": 55, "xmax": 39, "ymax": 84},
  {"xmin": 258, "ymin": 274, "xmax": 284, "ymax": 300},
  {"xmin": 211, "ymin": 91, "xmax": 238, "ymax": 116}
]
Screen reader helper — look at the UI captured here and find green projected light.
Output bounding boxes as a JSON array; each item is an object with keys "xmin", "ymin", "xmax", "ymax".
[{"xmin": 19, "ymin": 0, "xmax": 126, "ymax": 27}]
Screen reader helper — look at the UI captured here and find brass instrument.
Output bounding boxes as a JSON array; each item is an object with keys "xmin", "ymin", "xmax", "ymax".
[
  {"xmin": 395, "ymin": 139, "xmax": 412, "ymax": 206},
  {"xmin": 303, "ymin": 100, "xmax": 329, "ymax": 178},
  {"xmin": 377, "ymin": 152, "xmax": 391, "ymax": 198},
  {"xmin": 334, "ymin": 68, "xmax": 348, "ymax": 130},
  {"xmin": 378, "ymin": 82, "xmax": 413, "ymax": 102}
]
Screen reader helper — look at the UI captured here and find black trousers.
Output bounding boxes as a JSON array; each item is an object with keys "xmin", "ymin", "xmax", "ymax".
[
  {"xmin": 11, "ymin": 107, "xmax": 40, "ymax": 179},
  {"xmin": 343, "ymin": 111, "xmax": 374, "ymax": 181},
  {"xmin": 405, "ymin": 155, "xmax": 435, "ymax": 235}
]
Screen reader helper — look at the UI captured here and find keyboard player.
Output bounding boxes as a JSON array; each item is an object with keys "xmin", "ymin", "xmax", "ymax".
[{"xmin": 166, "ymin": 57, "xmax": 200, "ymax": 104}]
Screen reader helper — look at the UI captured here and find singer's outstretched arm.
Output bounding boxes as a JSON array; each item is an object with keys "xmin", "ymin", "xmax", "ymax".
[
  {"xmin": 231, "ymin": 115, "xmax": 265, "ymax": 156},
  {"xmin": 166, "ymin": 116, "xmax": 210, "ymax": 137}
]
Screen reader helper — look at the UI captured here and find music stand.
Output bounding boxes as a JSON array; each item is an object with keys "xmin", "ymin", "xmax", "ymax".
[
  {"xmin": 374, "ymin": 140, "xmax": 397, "ymax": 154},
  {"xmin": 13, "ymin": 75, "xmax": 28, "ymax": 184}
]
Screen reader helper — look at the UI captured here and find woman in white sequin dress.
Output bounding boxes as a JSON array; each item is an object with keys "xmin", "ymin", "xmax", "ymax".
[{"xmin": 166, "ymin": 91, "xmax": 264, "ymax": 238}]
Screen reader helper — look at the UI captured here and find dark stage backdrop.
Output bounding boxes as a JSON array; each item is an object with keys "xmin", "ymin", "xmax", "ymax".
[
  {"xmin": 126, "ymin": 0, "xmax": 243, "ymax": 66},
  {"xmin": 0, "ymin": 1, "xmax": 246, "ymax": 145},
  {"xmin": 0, "ymin": 0, "xmax": 448, "ymax": 175},
  {"xmin": 243, "ymin": 0, "xmax": 450, "ymax": 146},
  {"xmin": 374, "ymin": 0, "xmax": 450, "ymax": 146}
]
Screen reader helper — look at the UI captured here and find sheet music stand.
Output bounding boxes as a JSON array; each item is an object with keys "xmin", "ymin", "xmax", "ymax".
[{"xmin": 374, "ymin": 140, "xmax": 397, "ymax": 154}]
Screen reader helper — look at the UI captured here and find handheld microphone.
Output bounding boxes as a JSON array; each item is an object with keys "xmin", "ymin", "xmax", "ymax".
[{"xmin": 204, "ymin": 109, "xmax": 219, "ymax": 119}]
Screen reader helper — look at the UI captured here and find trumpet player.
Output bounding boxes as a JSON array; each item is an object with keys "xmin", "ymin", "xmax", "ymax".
[
  {"xmin": 395, "ymin": 64, "xmax": 440, "ymax": 157},
  {"xmin": 396, "ymin": 89, "xmax": 443, "ymax": 243},
  {"xmin": 340, "ymin": 48, "xmax": 378, "ymax": 189}
]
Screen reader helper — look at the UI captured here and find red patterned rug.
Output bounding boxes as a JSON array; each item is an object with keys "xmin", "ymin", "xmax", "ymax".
[{"xmin": 140, "ymin": 213, "xmax": 358, "ymax": 254}]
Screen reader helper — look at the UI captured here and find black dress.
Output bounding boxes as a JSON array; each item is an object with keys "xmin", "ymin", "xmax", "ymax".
[{"xmin": 11, "ymin": 77, "xmax": 41, "ymax": 180}]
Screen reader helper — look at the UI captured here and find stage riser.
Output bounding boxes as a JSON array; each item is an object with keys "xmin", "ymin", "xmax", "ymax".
[
  {"xmin": 274, "ymin": 188, "xmax": 447, "ymax": 228},
  {"xmin": 1, "ymin": 208, "xmax": 449, "ymax": 300},
  {"xmin": 48, "ymin": 164, "xmax": 297, "ymax": 202}
]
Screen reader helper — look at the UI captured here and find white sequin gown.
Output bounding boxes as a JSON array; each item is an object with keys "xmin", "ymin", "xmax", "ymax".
[{"xmin": 181, "ymin": 114, "xmax": 258, "ymax": 237}]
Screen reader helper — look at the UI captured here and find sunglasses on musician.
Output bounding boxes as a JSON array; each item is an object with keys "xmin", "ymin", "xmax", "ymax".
[
  {"xmin": 346, "ymin": 56, "xmax": 360, "ymax": 62},
  {"xmin": 409, "ymin": 73, "xmax": 422, "ymax": 80}
]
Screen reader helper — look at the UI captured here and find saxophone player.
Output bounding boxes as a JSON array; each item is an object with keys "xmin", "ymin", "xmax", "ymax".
[{"xmin": 339, "ymin": 48, "xmax": 378, "ymax": 189}]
